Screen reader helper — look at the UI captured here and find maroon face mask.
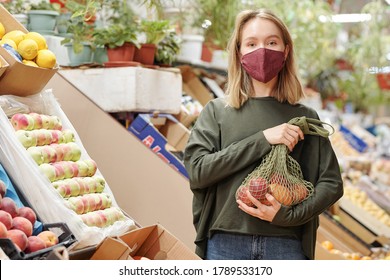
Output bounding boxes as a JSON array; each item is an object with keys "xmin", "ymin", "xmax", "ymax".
[{"xmin": 241, "ymin": 47, "xmax": 285, "ymax": 83}]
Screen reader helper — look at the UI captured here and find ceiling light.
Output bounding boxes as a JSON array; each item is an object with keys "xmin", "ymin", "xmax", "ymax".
[{"xmin": 319, "ymin": 13, "xmax": 372, "ymax": 23}]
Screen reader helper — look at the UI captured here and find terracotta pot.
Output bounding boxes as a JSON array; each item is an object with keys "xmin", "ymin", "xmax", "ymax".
[
  {"xmin": 377, "ymin": 73, "xmax": 390, "ymax": 90},
  {"xmin": 201, "ymin": 42, "xmax": 222, "ymax": 63},
  {"xmin": 106, "ymin": 43, "xmax": 136, "ymax": 62},
  {"xmin": 133, "ymin": 43, "xmax": 157, "ymax": 66}
]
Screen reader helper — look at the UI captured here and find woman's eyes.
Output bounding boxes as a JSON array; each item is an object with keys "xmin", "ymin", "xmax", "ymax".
[{"xmin": 246, "ymin": 40, "xmax": 278, "ymax": 47}]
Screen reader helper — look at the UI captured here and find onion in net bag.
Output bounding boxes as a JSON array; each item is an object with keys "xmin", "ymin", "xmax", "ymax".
[{"xmin": 236, "ymin": 116, "xmax": 334, "ymax": 206}]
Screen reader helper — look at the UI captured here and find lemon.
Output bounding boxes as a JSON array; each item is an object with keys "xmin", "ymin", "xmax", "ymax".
[
  {"xmin": 24, "ymin": 32, "xmax": 48, "ymax": 50},
  {"xmin": 18, "ymin": 39, "xmax": 39, "ymax": 60},
  {"xmin": 35, "ymin": 49, "xmax": 56, "ymax": 68},
  {"xmin": 0, "ymin": 22, "xmax": 5, "ymax": 39},
  {"xmin": 2, "ymin": 30, "xmax": 26, "ymax": 46},
  {"xmin": 0, "ymin": 38, "xmax": 17, "ymax": 49},
  {"xmin": 23, "ymin": 60, "xmax": 39, "ymax": 67}
]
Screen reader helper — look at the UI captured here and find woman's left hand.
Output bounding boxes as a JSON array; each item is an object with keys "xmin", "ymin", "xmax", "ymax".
[{"xmin": 237, "ymin": 191, "xmax": 281, "ymax": 222}]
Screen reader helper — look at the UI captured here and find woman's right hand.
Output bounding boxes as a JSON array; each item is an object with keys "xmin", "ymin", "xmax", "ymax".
[{"xmin": 263, "ymin": 123, "xmax": 304, "ymax": 151}]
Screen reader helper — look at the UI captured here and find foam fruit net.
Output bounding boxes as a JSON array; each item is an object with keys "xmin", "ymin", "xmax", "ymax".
[{"xmin": 235, "ymin": 116, "xmax": 333, "ymax": 207}]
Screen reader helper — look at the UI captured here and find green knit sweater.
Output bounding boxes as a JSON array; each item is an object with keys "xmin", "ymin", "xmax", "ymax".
[{"xmin": 183, "ymin": 96, "xmax": 343, "ymax": 259}]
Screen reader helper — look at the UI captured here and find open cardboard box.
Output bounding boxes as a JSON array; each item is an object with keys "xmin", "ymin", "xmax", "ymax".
[
  {"xmin": 0, "ymin": 5, "xmax": 58, "ymax": 96},
  {"xmin": 0, "ymin": 55, "xmax": 9, "ymax": 78},
  {"xmin": 91, "ymin": 224, "xmax": 200, "ymax": 260},
  {"xmin": 178, "ymin": 65, "xmax": 214, "ymax": 107},
  {"xmin": 128, "ymin": 113, "xmax": 190, "ymax": 178}
]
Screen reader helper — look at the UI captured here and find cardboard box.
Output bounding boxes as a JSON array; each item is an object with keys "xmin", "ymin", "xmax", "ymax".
[
  {"xmin": 173, "ymin": 105, "xmax": 198, "ymax": 128},
  {"xmin": 179, "ymin": 65, "xmax": 214, "ymax": 106},
  {"xmin": 91, "ymin": 224, "xmax": 201, "ymax": 260},
  {"xmin": 0, "ymin": 55, "xmax": 9, "ymax": 78},
  {"xmin": 0, "ymin": 5, "xmax": 58, "ymax": 96},
  {"xmin": 128, "ymin": 113, "xmax": 189, "ymax": 178}
]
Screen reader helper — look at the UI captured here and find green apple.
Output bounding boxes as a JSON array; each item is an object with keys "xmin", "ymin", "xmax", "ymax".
[
  {"xmin": 67, "ymin": 142, "xmax": 82, "ymax": 161},
  {"xmin": 76, "ymin": 161, "xmax": 89, "ymax": 177},
  {"xmin": 62, "ymin": 129, "xmax": 75, "ymax": 143},
  {"xmin": 27, "ymin": 146, "xmax": 44, "ymax": 165},
  {"xmin": 39, "ymin": 163, "xmax": 57, "ymax": 182}
]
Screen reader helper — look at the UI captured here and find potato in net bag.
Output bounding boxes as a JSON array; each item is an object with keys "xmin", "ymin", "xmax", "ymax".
[{"xmin": 236, "ymin": 116, "xmax": 334, "ymax": 206}]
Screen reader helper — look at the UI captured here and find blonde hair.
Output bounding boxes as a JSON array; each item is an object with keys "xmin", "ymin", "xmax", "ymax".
[{"xmin": 225, "ymin": 9, "xmax": 304, "ymax": 108}]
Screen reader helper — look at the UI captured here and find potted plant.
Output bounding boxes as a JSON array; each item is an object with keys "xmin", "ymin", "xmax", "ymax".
[
  {"xmin": 60, "ymin": 0, "xmax": 100, "ymax": 66},
  {"xmin": 1, "ymin": 0, "xmax": 30, "ymax": 27},
  {"xmin": 27, "ymin": 0, "xmax": 60, "ymax": 34},
  {"xmin": 154, "ymin": 28, "xmax": 181, "ymax": 67},
  {"xmin": 93, "ymin": 23, "xmax": 139, "ymax": 62},
  {"xmin": 133, "ymin": 19, "xmax": 171, "ymax": 66}
]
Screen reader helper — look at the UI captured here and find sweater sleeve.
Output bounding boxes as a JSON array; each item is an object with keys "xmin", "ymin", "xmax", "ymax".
[
  {"xmin": 271, "ymin": 135, "xmax": 344, "ymax": 226},
  {"xmin": 183, "ymin": 101, "xmax": 272, "ymax": 190}
]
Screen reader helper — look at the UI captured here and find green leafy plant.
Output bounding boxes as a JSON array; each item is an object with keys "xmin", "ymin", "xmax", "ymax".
[
  {"xmin": 60, "ymin": 0, "xmax": 100, "ymax": 53},
  {"xmin": 93, "ymin": 23, "xmax": 139, "ymax": 49},
  {"xmin": 155, "ymin": 28, "xmax": 181, "ymax": 65},
  {"xmin": 140, "ymin": 19, "xmax": 171, "ymax": 45}
]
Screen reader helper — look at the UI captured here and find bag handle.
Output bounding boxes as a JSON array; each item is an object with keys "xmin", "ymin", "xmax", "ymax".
[{"xmin": 288, "ymin": 116, "xmax": 334, "ymax": 137}]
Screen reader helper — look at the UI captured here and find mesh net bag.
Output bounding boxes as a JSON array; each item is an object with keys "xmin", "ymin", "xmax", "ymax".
[{"xmin": 236, "ymin": 116, "xmax": 334, "ymax": 207}]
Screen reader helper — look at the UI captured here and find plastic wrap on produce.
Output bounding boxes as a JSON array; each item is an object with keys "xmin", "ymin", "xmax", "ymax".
[{"xmin": 0, "ymin": 89, "xmax": 136, "ymax": 248}]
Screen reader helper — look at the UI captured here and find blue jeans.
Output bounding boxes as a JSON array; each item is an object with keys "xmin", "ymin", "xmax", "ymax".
[{"xmin": 206, "ymin": 231, "xmax": 307, "ymax": 260}]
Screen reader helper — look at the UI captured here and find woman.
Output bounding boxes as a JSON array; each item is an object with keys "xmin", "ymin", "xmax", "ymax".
[{"xmin": 183, "ymin": 9, "xmax": 343, "ymax": 260}]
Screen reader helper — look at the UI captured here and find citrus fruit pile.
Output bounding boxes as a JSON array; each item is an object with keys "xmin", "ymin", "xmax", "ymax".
[{"xmin": 0, "ymin": 22, "xmax": 57, "ymax": 69}]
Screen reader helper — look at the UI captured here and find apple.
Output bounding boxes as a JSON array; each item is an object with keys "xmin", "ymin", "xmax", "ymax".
[
  {"xmin": 81, "ymin": 195, "xmax": 93, "ymax": 213},
  {"xmin": 25, "ymin": 236, "xmax": 47, "ymax": 253},
  {"xmin": 248, "ymin": 177, "xmax": 269, "ymax": 205},
  {"xmin": 38, "ymin": 163, "xmax": 57, "ymax": 182},
  {"xmin": 0, "ymin": 197, "xmax": 19, "ymax": 218},
  {"xmin": 74, "ymin": 178, "xmax": 88, "ymax": 195},
  {"xmin": 0, "ymin": 221, "xmax": 7, "ymax": 238},
  {"xmin": 66, "ymin": 197, "xmax": 84, "ymax": 214},
  {"xmin": 41, "ymin": 146, "xmax": 57, "ymax": 163},
  {"xmin": 40, "ymin": 115, "xmax": 50, "ymax": 129},
  {"xmin": 0, "ymin": 179, "xmax": 6, "ymax": 197},
  {"xmin": 37, "ymin": 230, "xmax": 59, "ymax": 248},
  {"xmin": 52, "ymin": 162, "xmax": 65, "ymax": 180},
  {"xmin": 50, "ymin": 144, "xmax": 64, "ymax": 162},
  {"xmin": 84, "ymin": 159, "xmax": 97, "ymax": 176},
  {"xmin": 15, "ymin": 130, "xmax": 37, "ymax": 149},
  {"xmin": 29, "ymin": 113, "xmax": 43, "ymax": 129},
  {"xmin": 12, "ymin": 216, "xmax": 33, "ymax": 237},
  {"xmin": 0, "ymin": 210, "xmax": 13, "ymax": 229},
  {"xmin": 67, "ymin": 142, "xmax": 82, "ymax": 161},
  {"xmin": 96, "ymin": 210, "xmax": 108, "ymax": 227},
  {"xmin": 10, "ymin": 113, "xmax": 34, "ymax": 131},
  {"xmin": 93, "ymin": 176, "xmax": 106, "ymax": 193},
  {"xmin": 18, "ymin": 207, "xmax": 37, "ymax": 226},
  {"xmin": 100, "ymin": 194, "xmax": 112, "ymax": 210},
  {"xmin": 32, "ymin": 129, "xmax": 47, "ymax": 146},
  {"xmin": 48, "ymin": 115, "xmax": 62, "ymax": 130},
  {"xmin": 61, "ymin": 143, "xmax": 74, "ymax": 161},
  {"xmin": 236, "ymin": 186, "xmax": 254, "ymax": 207},
  {"xmin": 77, "ymin": 161, "xmax": 89, "ymax": 177},
  {"xmin": 69, "ymin": 162, "xmax": 79, "ymax": 177},
  {"xmin": 83, "ymin": 177, "xmax": 97, "ymax": 193},
  {"xmin": 56, "ymin": 183, "xmax": 72, "ymax": 198},
  {"xmin": 43, "ymin": 129, "xmax": 53, "ymax": 145},
  {"xmin": 93, "ymin": 194, "xmax": 103, "ymax": 210},
  {"xmin": 59, "ymin": 161, "xmax": 74, "ymax": 179},
  {"xmin": 7, "ymin": 229, "xmax": 28, "ymax": 251},
  {"xmin": 27, "ymin": 146, "xmax": 44, "ymax": 165},
  {"xmin": 50, "ymin": 130, "xmax": 62, "ymax": 144},
  {"xmin": 64, "ymin": 178, "xmax": 81, "ymax": 196},
  {"xmin": 62, "ymin": 129, "xmax": 75, "ymax": 143}
]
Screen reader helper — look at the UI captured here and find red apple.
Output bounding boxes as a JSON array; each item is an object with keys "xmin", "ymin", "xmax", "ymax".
[
  {"xmin": 37, "ymin": 230, "xmax": 59, "ymax": 248},
  {"xmin": 236, "ymin": 186, "xmax": 254, "ymax": 207},
  {"xmin": 18, "ymin": 207, "xmax": 37, "ymax": 226},
  {"xmin": 25, "ymin": 236, "xmax": 47, "ymax": 253},
  {"xmin": 0, "ymin": 221, "xmax": 7, "ymax": 238},
  {"xmin": 0, "ymin": 210, "xmax": 13, "ymax": 229},
  {"xmin": 0, "ymin": 179, "xmax": 6, "ymax": 197},
  {"xmin": 10, "ymin": 113, "xmax": 34, "ymax": 131},
  {"xmin": 0, "ymin": 197, "xmax": 19, "ymax": 218},
  {"xmin": 7, "ymin": 229, "xmax": 28, "ymax": 251},
  {"xmin": 12, "ymin": 216, "xmax": 33, "ymax": 237}
]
